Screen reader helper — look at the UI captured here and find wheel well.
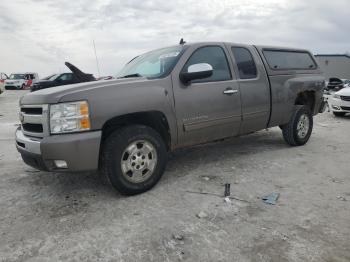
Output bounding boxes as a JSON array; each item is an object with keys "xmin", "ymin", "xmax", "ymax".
[
  {"xmin": 101, "ymin": 111, "xmax": 171, "ymax": 150},
  {"xmin": 295, "ymin": 91, "xmax": 315, "ymax": 113}
]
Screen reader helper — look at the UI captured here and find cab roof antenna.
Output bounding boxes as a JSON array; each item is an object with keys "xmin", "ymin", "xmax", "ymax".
[{"xmin": 179, "ymin": 38, "xmax": 186, "ymax": 45}]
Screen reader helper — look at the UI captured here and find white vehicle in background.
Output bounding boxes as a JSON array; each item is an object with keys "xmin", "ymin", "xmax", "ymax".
[
  {"xmin": 4, "ymin": 72, "xmax": 39, "ymax": 90},
  {"xmin": 0, "ymin": 72, "xmax": 8, "ymax": 94},
  {"xmin": 328, "ymin": 87, "xmax": 350, "ymax": 116}
]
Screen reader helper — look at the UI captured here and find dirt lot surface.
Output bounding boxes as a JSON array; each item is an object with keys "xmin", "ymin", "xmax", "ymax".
[{"xmin": 0, "ymin": 90, "xmax": 349, "ymax": 262}]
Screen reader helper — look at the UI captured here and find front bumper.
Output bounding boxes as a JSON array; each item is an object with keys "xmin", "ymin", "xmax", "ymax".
[
  {"xmin": 328, "ymin": 97, "xmax": 350, "ymax": 113},
  {"xmin": 15, "ymin": 128, "xmax": 102, "ymax": 172},
  {"xmin": 5, "ymin": 85, "xmax": 21, "ymax": 89}
]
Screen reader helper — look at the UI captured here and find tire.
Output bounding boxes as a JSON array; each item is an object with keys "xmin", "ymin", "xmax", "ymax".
[
  {"xmin": 333, "ymin": 112, "xmax": 346, "ymax": 117},
  {"xmin": 281, "ymin": 105, "xmax": 313, "ymax": 146},
  {"xmin": 101, "ymin": 125, "xmax": 167, "ymax": 195}
]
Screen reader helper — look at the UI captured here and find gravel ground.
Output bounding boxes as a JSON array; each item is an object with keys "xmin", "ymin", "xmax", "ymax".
[{"xmin": 0, "ymin": 90, "xmax": 349, "ymax": 262}]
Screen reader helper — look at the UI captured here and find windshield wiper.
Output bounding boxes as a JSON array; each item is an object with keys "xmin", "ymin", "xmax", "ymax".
[{"xmin": 117, "ymin": 73, "xmax": 142, "ymax": 79}]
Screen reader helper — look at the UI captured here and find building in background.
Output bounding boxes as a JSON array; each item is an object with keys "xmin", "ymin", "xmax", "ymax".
[{"xmin": 315, "ymin": 54, "xmax": 350, "ymax": 80}]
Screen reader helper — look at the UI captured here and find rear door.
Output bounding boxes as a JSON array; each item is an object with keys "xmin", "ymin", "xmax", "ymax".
[
  {"xmin": 172, "ymin": 43, "xmax": 242, "ymax": 146},
  {"xmin": 226, "ymin": 44, "xmax": 271, "ymax": 134}
]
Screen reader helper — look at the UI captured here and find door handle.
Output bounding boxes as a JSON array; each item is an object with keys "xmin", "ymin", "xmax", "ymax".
[{"xmin": 223, "ymin": 88, "xmax": 238, "ymax": 95}]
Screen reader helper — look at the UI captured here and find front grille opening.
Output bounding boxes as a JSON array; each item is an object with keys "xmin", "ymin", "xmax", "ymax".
[
  {"xmin": 22, "ymin": 123, "xmax": 43, "ymax": 133},
  {"xmin": 17, "ymin": 141, "xmax": 25, "ymax": 148},
  {"xmin": 341, "ymin": 106, "xmax": 350, "ymax": 111},
  {"xmin": 21, "ymin": 107, "xmax": 43, "ymax": 115},
  {"xmin": 341, "ymin": 96, "xmax": 350, "ymax": 102}
]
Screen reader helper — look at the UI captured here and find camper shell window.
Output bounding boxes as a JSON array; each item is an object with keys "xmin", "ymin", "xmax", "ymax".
[{"xmin": 263, "ymin": 50, "xmax": 317, "ymax": 70}]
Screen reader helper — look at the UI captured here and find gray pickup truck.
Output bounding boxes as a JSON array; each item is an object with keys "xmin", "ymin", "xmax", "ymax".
[{"xmin": 16, "ymin": 42, "xmax": 325, "ymax": 195}]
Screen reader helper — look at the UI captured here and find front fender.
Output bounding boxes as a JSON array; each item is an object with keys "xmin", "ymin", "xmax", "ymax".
[{"xmin": 59, "ymin": 76, "xmax": 178, "ymax": 146}]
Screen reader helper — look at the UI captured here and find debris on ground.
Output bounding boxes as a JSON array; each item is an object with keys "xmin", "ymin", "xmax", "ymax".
[
  {"xmin": 224, "ymin": 183, "xmax": 231, "ymax": 197},
  {"xmin": 330, "ymin": 177, "xmax": 344, "ymax": 183},
  {"xmin": 196, "ymin": 211, "xmax": 208, "ymax": 219},
  {"xmin": 25, "ymin": 169, "xmax": 40, "ymax": 173},
  {"xmin": 224, "ymin": 197, "xmax": 231, "ymax": 203},
  {"xmin": 172, "ymin": 234, "xmax": 184, "ymax": 241},
  {"xmin": 201, "ymin": 176, "xmax": 210, "ymax": 181},
  {"xmin": 185, "ymin": 190, "xmax": 249, "ymax": 203},
  {"xmin": 262, "ymin": 192, "xmax": 280, "ymax": 205},
  {"xmin": 337, "ymin": 196, "xmax": 347, "ymax": 201},
  {"xmin": 186, "ymin": 190, "xmax": 221, "ymax": 197}
]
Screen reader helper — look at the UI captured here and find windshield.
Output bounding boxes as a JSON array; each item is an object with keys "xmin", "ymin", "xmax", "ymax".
[
  {"xmin": 9, "ymin": 74, "xmax": 25, "ymax": 80},
  {"xmin": 41, "ymin": 74, "xmax": 57, "ymax": 80},
  {"xmin": 117, "ymin": 46, "xmax": 184, "ymax": 79},
  {"xmin": 48, "ymin": 74, "xmax": 60, "ymax": 81}
]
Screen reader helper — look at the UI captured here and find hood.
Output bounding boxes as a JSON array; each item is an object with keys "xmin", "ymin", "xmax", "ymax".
[
  {"xmin": 335, "ymin": 87, "xmax": 350, "ymax": 96},
  {"xmin": 20, "ymin": 77, "xmax": 149, "ymax": 105},
  {"xmin": 65, "ymin": 62, "xmax": 95, "ymax": 82}
]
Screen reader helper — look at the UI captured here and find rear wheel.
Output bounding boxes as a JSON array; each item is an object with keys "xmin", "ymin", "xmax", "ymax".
[
  {"xmin": 101, "ymin": 125, "xmax": 167, "ymax": 195},
  {"xmin": 281, "ymin": 105, "xmax": 313, "ymax": 146},
  {"xmin": 333, "ymin": 112, "xmax": 346, "ymax": 117}
]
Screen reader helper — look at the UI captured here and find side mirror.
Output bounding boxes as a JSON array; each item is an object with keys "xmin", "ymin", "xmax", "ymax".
[{"xmin": 180, "ymin": 63, "xmax": 213, "ymax": 84}]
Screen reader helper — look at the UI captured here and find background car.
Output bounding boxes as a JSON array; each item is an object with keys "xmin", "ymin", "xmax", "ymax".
[
  {"xmin": 31, "ymin": 62, "xmax": 95, "ymax": 92},
  {"xmin": 5, "ymin": 72, "xmax": 39, "ymax": 90},
  {"xmin": 0, "ymin": 72, "xmax": 8, "ymax": 94},
  {"xmin": 328, "ymin": 86, "xmax": 350, "ymax": 116},
  {"xmin": 326, "ymin": 78, "xmax": 349, "ymax": 91}
]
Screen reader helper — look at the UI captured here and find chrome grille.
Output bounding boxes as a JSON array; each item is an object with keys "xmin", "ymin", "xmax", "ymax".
[
  {"xmin": 20, "ymin": 105, "xmax": 49, "ymax": 138},
  {"xmin": 340, "ymin": 96, "xmax": 350, "ymax": 102}
]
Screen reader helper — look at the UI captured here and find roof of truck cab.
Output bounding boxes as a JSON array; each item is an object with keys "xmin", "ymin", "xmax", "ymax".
[
  {"xmin": 183, "ymin": 42, "xmax": 312, "ymax": 53},
  {"xmin": 315, "ymin": 54, "xmax": 350, "ymax": 59}
]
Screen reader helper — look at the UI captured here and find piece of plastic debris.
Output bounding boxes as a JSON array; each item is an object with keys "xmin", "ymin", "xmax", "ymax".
[
  {"xmin": 331, "ymin": 178, "xmax": 343, "ymax": 183},
  {"xmin": 224, "ymin": 197, "xmax": 231, "ymax": 203},
  {"xmin": 224, "ymin": 183, "xmax": 231, "ymax": 197},
  {"xmin": 202, "ymin": 176, "xmax": 210, "ymax": 181},
  {"xmin": 337, "ymin": 196, "xmax": 347, "ymax": 201},
  {"xmin": 172, "ymin": 234, "xmax": 184, "ymax": 241},
  {"xmin": 196, "ymin": 211, "xmax": 208, "ymax": 219},
  {"xmin": 262, "ymin": 193, "xmax": 280, "ymax": 205}
]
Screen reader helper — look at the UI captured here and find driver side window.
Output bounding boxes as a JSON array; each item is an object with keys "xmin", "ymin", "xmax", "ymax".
[{"xmin": 183, "ymin": 46, "xmax": 231, "ymax": 83}]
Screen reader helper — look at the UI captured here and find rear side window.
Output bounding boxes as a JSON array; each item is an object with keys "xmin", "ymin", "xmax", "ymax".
[
  {"xmin": 183, "ymin": 46, "xmax": 231, "ymax": 83},
  {"xmin": 263, "ymin": 50, "xmax": 316, "ymax": 70},
  {"xmin": 232, "ymin": 47, "xmax": 257, "ymax": 79}
]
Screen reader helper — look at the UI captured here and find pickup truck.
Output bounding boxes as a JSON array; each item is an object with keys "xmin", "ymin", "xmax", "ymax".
[{"xmin": 16, "ymin": 42, "xmax": 325, "ymax": 195}]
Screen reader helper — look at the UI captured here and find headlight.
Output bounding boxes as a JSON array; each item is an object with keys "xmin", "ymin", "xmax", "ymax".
[
  {"xmin": 333, "ymin": 94, "xmax": 341, "ymax": 99},
  {"xmin": 49, "ymin": 101, "xmax": 91, "ymax": 134}
]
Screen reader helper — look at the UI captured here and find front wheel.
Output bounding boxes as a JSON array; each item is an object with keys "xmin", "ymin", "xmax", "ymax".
[
  {"xmin": 101, "ymin": 125, "xmax": 167, "ymax": 195},
  {"xmin": 281, "ymin": 105, "xmax": 313, "ymax": 146}
]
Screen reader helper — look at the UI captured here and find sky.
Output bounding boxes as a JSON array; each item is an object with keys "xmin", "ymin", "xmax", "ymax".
[{"xmin": 0, "ymin": 0, "xmax": 349, "ymax": 78}]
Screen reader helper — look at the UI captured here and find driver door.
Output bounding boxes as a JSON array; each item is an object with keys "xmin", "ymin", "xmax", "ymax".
[{"xmin": 172, "ymin": 44, "xmax": 242, "ymax": 146}]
